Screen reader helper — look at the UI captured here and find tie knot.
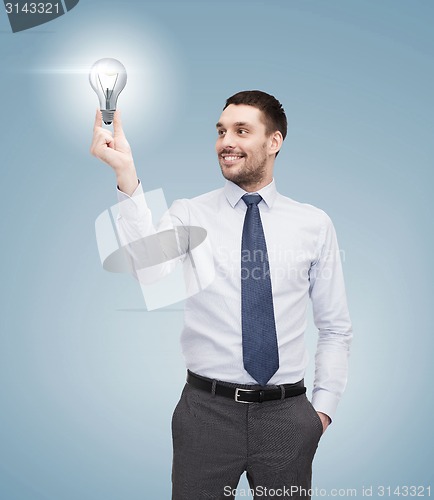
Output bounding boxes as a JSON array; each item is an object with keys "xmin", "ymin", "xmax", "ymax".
[{"xmin": 242, "ymin": 194, "xmax": 262, "ymax": 207}]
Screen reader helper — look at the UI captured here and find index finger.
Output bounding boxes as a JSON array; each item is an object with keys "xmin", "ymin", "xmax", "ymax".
[
  {"xmin": 93, "ymin": 108, "xmax": 102, "ymax": 130},
  {"xmin": 113, "ymin": 109, "xmax": 126, "ymax": 138}
]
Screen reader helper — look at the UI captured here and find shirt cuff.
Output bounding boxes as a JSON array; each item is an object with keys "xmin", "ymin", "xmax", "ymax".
[
  {"xmin": 311, "ymin": 389, "xmax": 340, "ymax": 423},
  {"xmin": 117, "ymin": 178, "xmax": 142, "ymax": 199},
  {"xmin": 116, "ymin": 179, "xmax": 149, "ymax": 219}
]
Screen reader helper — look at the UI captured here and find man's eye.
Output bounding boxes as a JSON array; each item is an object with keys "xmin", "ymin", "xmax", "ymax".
[
  {"xmin": 218, "ymin": 130, "xmax": 226, "ymax": 136},
  {"xmin": 238, "ymin": 129, "xmax": 248, "ymax": 135}
]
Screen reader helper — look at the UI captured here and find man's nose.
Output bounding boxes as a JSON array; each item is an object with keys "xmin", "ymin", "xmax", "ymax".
[{"xmin": 221, "ymin": 131, "xmax": 236, "ymax": 148}]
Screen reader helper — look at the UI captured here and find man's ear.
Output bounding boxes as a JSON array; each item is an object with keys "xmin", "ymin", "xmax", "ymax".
[{"xmin": 269, "ymin": 131, "xmax": 283, "ymax": 156}]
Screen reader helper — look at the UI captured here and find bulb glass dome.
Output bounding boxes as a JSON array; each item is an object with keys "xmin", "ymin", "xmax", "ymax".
[{"xmin": 89, "ymin": 58, "xmax": 127, "ymax": 125}]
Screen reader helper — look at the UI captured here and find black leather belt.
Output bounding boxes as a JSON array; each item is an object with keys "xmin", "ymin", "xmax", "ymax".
[{"xmin": 186, "ymin": 370, "xmax": 306, "ymax": 403}]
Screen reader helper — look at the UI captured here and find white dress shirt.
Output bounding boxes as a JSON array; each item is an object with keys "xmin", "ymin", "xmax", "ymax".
[{"xmin": 116, "ymin": 178, "xmax": 352, "ymax": 420}]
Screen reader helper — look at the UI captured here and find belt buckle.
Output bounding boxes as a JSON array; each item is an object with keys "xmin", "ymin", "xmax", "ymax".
[{"xmin": 234, "ymin": 387, "xmax": 257, "ymax": 403}]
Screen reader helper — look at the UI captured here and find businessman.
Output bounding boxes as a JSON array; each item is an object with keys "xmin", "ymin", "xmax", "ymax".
[{"xmin": 91, "ymin": 90, "xmax": 352, "ymax": 499}]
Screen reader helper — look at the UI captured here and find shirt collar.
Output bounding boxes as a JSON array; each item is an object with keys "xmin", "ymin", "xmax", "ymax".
[{"xmin": 224, "ymin": 178, "xmax": 277, "ymax": 209}]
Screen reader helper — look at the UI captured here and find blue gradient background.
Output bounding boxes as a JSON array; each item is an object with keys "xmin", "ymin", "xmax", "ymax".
[{"xmin": 1, "ymin": 1, "xmax": 433, "ymax": 498}]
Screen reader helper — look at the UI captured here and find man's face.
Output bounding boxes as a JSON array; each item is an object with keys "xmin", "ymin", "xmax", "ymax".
[{"xmin": 215, "ymin": 104, "xmax": 274, "ymax": 189}]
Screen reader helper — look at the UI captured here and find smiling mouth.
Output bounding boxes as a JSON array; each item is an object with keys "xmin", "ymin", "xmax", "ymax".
[{"xmin": 220, "ymin": 154, "xmax": 245, "ymax": 164}]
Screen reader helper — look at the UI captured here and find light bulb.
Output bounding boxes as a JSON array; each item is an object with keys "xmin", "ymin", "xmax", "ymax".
[{"xmin": 89, "ymin": 58, "xmax": 127, "ymax": 125}]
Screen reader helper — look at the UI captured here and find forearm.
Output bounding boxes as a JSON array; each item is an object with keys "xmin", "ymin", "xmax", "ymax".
[{"xmin": 115, "ymin": 163, "xmax": 139, "ymax": 196}]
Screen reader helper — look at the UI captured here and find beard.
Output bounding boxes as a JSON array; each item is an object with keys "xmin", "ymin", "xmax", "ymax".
[{"xmin": 218, "ymin": 143, "xmax": 268, "ymax": 188}]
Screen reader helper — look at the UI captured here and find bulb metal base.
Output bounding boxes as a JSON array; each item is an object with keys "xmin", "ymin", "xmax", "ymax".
[{"xmin": 102, "ymin": 109, "xmax": 115, "ymax": 125}]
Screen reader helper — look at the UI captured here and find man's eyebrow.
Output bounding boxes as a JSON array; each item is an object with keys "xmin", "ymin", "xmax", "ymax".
[
  {"xmin": 216, "ymin": 121, "xmax": 252, "ymax": 128},
  {"xmin": 234, "ymin": 122, "xmax": 251, "ymax": 128}
]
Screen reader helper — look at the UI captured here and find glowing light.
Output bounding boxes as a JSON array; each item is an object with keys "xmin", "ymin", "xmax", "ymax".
[{"xmin": 89, "ymin": 58, "xmax": 127, "ymax": 125}]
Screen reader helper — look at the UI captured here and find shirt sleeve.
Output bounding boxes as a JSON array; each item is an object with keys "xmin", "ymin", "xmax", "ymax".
[
  {"xmin": 308, "ymin": 212, "xmax": 353, "ymax": 421},
  {"xmin": 115, "ymin": 180, "xmax": 190, "ymax": 284},
  {"xmin": 116, "ymin": 180, "xmax": 155, "ymax": 239}
]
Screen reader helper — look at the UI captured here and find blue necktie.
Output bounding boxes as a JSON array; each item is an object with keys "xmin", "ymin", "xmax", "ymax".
[{"xmin": 241, "ymin": 194, "xmax": 279, "ymax": 386}]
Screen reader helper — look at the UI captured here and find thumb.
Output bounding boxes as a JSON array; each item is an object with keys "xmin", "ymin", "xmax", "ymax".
[{"xmin": 93, "ymin": 108, "xmax": 102, "ymax": 130}]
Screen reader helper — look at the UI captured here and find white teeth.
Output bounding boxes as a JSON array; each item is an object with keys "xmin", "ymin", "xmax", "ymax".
[{"xmin": 224, "ymin": 156, "xmax": 242, "ymax": 161}]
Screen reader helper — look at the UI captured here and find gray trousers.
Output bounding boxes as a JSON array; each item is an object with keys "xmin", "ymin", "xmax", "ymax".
[{"xmin": 171, "ymin": 374, "xmax": 323, "ymax": 500}]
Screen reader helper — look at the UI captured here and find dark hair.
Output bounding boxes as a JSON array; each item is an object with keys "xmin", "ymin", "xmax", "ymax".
[{"xmin": 224, "ymin": 90, "xmax": 287, "ymax": 156}]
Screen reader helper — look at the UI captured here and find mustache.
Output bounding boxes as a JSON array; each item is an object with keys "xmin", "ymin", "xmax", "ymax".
[{"xmin": 218, "ymin": 149, "xmax": 246, "ymax": 156}]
